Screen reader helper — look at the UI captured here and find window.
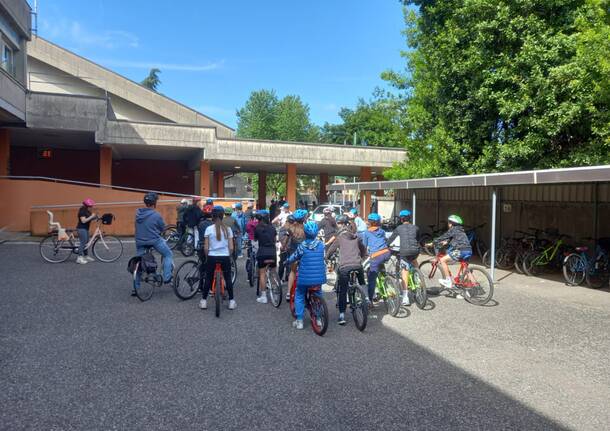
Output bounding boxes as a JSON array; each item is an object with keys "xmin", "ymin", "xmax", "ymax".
[{"xmin": 2, "ymin": 45, "xmax": 14, "ymax": 76}]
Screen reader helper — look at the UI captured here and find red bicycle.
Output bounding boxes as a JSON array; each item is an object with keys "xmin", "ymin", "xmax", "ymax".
[
  {"xmin": 419, "ymin": 246, "xmax": 494, "ymax": 305},
  {"xmin": 289, "ymin": 269, "xmax": 329, "ymax": 336},
  {"xmin": 210, "ymin": 263, "xmax": 226, "ymax": 318}
]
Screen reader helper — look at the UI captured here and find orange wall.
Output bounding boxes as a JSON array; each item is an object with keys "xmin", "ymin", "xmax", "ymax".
[{"xmin": 0, "ymin": 179, "xmax": 248, "ymax": 235}]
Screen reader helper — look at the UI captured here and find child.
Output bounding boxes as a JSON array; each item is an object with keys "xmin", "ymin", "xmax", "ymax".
[
  {"xmin": 362, "ymin": 213, "xmax": 390, "ymax": 303},
  {"xmin": 286, "ymin": 221, "xmax": 327, "ymax": 329},
  {"xmin": 325, "ymin": 216, "xmax": 366, "ymax": 325},
  {"xmin": 386, "ymin": 209, "xmax": 420, "ymax": 305},
  {"xmin": 254, "ymin": 210, "xmax": 278, "ymax": 304},
  {"xmin": 435, "ymin": 214, "xmax": 472, "ymax": 289},
  {"xmin": 76, "ymin": 198, "xmax": 97, "ymax": 264},
  {"xmin": 176, "ymin": 198, "xmax": 189, "ymax": 238}
]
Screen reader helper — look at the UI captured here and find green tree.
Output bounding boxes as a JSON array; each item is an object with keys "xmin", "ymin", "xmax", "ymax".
[
  {"xmin": 236, "ymin": 89, "xmax": 279, "ymax": 139},
  {"xmin": 274, "ymin": 95, "xmax": 320, "ymax": 142},
  {"xmin": 141, "ymin": 68, "xmax": 161, "ymax": 92},
  {"xmin": 383, "ymin": 0, "xmax": 610, "ymax": 179}
]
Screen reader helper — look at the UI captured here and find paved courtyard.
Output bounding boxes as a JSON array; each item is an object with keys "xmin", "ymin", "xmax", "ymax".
[{"xmin": 1, "ymin": 242, "xmax": 609, "ymax": 430}]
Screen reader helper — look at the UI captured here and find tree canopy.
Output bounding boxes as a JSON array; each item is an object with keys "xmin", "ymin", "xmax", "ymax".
[{"xmin": 141, "ymin": 68, "xmax": 161, "ymax": 92}]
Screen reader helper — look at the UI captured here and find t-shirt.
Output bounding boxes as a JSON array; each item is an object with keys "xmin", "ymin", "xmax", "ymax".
[
  {"xmin": 76, "ymin": 206, "xmax": 92, "ymax": 230},
  {"xmin": 254, "ymin": 223, "xmax": 277, "ymax": 257},
  {"xmin": 204, "ymin": 224, "xmax": 234, "ymax": 256}
]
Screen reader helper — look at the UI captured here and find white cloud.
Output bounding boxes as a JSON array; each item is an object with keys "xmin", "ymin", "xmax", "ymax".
[
  {"xmin": 99, "ymin": 59, "xmax": 225, "ymax": 72},
  {"xmin": 40, "ymin": 18, "xmax": 140, "ymax": 50}
]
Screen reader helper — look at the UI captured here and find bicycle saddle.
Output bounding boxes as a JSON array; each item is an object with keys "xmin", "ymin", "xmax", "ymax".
[{"xmin": 575, "ymin": 246, "xmax": 588, "ymax": 252}]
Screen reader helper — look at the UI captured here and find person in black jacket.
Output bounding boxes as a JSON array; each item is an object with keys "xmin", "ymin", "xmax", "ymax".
[
  {"xmin": 254, "ymin": 210, "xmax": 278, "ymax": 304},
  {"xmin": 184, "ymin": 197, "xmax": 204, "ymax": 247},
  {"xmin": 317, "ymin": 207, "xmax": 338, "ymax": 243},
  {"xmin": 387, "ymin": 209, "xmax": 420, "ymax": 305},
  {"xmin": 433, "ymin": 214, "xmax": 472, "ymax": 288}
]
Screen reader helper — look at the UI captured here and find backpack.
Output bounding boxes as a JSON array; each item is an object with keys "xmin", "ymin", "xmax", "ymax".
[{"xmin": 140, "ymin": 252, "xmax": 158, "ymax": 274}]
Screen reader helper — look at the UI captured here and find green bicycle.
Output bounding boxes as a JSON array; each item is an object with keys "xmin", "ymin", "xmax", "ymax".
[
  {"xmin": 364, "ymin": 257, "xmax": 402, "ymax": 317},
  {"xmin": 522, "ymin": 233, "xmax": 571, "ymax": 277},
  {"xmin": 389, "ymin": 251, "xmax": 428, "ymax": 309}
]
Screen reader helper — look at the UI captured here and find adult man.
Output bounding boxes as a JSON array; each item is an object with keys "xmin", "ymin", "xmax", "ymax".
[
  {"xmin": 232, "ymin": 202, "xmax": 247, "ymax": 258},
  {"xmin": 134, "ymin": 193, "xmax": 174, "ymax": 286},
  {"xmin": 272, "ymin": 202, "xmax": 292, "ymax": 227},
  {"xmin": 184, "ymin": 197, "xmax": 204, "ymax": 248},
  {"xmin": 317, "ymin": 207, "xmax": 338, "ymax": 243}
]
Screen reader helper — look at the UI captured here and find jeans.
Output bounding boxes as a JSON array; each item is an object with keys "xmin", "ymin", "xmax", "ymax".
[
  {"xmin": 77, "ymin": 228, "xmax": 89, "ymax": 256},
  {"xmin": 203, "ymin": 255, "xmax": 234, "ymax": 300},
  {"xmin": 367, "ymin": 251, "xmax": 390, "ymax": 301},
  {"xmin": 337, "ymin": 267, "xmax": 365, "ymax": 313},
  {"xmin": 295, "ymin": 284, "xmax": 323, "ymax": 320},
  {"xmin": 136, "ymin": 237, "xmax": 174, "ymax": 283}
]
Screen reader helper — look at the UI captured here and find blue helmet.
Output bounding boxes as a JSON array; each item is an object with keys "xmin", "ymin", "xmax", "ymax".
[
  {"xmin": 367, "ymin": 213, "xmax": 381, "ymax": 223},
  {"xmin": 282, "ymin": 203, "xmax": 290, "ymax": 208},
  {"xmin": 350, "ymin": 208, "xmax": 358, "ymax": 215},
  {"xmin": 293, "ymin": 209, "xmax": 308, "ymax": 222},
  {"xmin": 399, "ymin": 209, "xmax": 412, "ymax": 218},
  {"xmin": 235, "ymin": 203, "xmax": 242, "ymax": 210},
  {"xmin": 257, "ymin": 209, "xmax": 269, "ymax": 216},
  {"xmin": 206, "ymin": 198, "xmax": 213, "ymax": 205},
  {"xmin": 304, "ymin": 221, "xmax": 319, "ymax": 239}
]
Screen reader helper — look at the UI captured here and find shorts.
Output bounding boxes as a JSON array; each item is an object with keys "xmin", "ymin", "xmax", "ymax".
[
  {"xmin": 449, "ymin": 249, "xmax": 472, "ymax": 262},
  {"xmin": 257, "ymin": 255, "xmax": 277, "ymax": 268},
  {"xmin": 399, "ymin": 255, "xmax": 419, "ymax": 270}
]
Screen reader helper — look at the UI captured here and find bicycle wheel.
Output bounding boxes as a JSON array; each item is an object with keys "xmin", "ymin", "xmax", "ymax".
[
  {"xmin": 463, "ymin": 266, "xmax": 494, "ymax": 306},
  {"xmin": 384, "ymin": 276, "xmax": 402, "ymax": 317},
  {"xmin": 514, "ymin": 251, "xmax": 526, "ymax": 274},
  {"xmin": 562, "ymin": 253, "xmax": 586, "ymax": 286},
  {"xmin": 134, "ymin": 262, "xmax": 154, "ymax": 302},
  {"xmin": 92, "ymin": 235, "xmax": 123, "ymax": 262},
  {"xmin": 231, "ymin": 257, "xmax": 237, "ymax": 286},
  {"xmin": 411, "ymin": 267, "xmax": 428, "ymax": 310},
  {"xmin": 173, "ymin": 260, "xmax": 200, "ymax": 300},
  {"xmin": 309, "ymin": 295, "xmax": 329, "ymax": 336},
  {"xmin": 162, "ymin": 226, "xmax": 179, "ymax": 250},
  {"xmin": 214, "ymin": 271, "xmax": 222, "ymax": 318},
  {"xmin": 246, "ymin": 258, "xmax": 254, "ymax": 287},
  {"xmin": 350, "ymin": 284, "xmax": 368, "ymax": 332},
  {"xmin": 523, "ymin": 251, "xmax": 543, "ymax": 276},
  {"xmin": 180, "ymin": 233, "xmax": 195, "ymax": 257},
  {"xmin": 267, "ymin": 270, "xmax": 282, "ymax": 308},
  {"xmin": 418, "ymin": 260, "xmax": 441, "ymax": 294},
  {"xmin": 39, "ymin": 236, "xmax": 73, "ymax": 263},
  {"xmin": 586, "ymin": 255, "xmax": 609, "ymax": 288}
]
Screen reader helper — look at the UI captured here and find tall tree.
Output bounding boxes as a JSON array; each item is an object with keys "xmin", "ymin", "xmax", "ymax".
[
  {"xmin": 236, "ymin": 89, "xmax": 279, "ymax": 139},
  {"xmin": 141, "ymin": 68, "xmax": 161, "ymax": 92},
  {"xmin": 382, "ymin": 0, "xmax": 610, "ymax": 179}
]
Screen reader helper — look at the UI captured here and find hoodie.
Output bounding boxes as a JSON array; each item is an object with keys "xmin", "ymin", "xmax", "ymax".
[
  {"xmin": 287, "ymin": 238, "xmax": 327, "ymax": 287},
  {"xmin": 436, "ymin": 225, "xmax": 472, "ymax": 252},
  {"xmin": 363, "ymin": 227, "xmax": 388, "ymax": 254},
  {"xmin": 135, "ymin": 207, "xmax": 166, "ymax": 246},
  {"xmin": 326, "ymin": 228, "xmax": 366, "ymax": 271}
]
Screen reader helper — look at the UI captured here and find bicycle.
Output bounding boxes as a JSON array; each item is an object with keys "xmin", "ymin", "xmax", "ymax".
[
  {"xmin": 210, "ymin": 263, "xmax": 227, "ymax": 318},
  {"xmin": 363, "ymin": 257, "xmax": 402, "ymax": 317},
  {"xmin": 257, "ymin": 259, "xmax": 283, "ymax": 308},
  {"xmin": 334, "ymin": 269, "xmax": 368, "ymax": 331},
  {"xmin": 562, "ymin": 238, "xmax": 610, "ymax": 288},
  {"xmin": 419, "ymin": 222, "xmax": 446, "ymax": 256},
  {"xmin": 465, "ymin": 223, "xmax": 487, "ymax": 259},
  {"xmin": 161, "ymin": 224, "xmax": 195, "ymax": 257},
  {"xmin": 128, "ymin": 247, "xmax": 169, "ymax": 302},
  {"xmin": 522, "ymin": 232, "xmax": 572, "ymax": 277},
  {"xmin": 419, "ymin": 244, "xmax": 494, "ymax": 305},
  {"xmin": 288, "ymin": 269, "xmax": 329, "ymax": 336},
  {"xmin": 244, "ymin": 239, "xmax": 256, "ymax": 288},
  {"xmin": 389, "ymin": 250, "xmax": 428, "ymax": 310},
  {"xmin": 173, "ymin": 252, "xmax": 237, "ymax": 300},
  {"xmin": 40, "ymin": 211, "xmax": 123, "ymax": 263}
]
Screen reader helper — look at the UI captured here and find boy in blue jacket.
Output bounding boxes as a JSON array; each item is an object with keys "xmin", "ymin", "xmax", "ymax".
[
  {"xmin": 286, "ymin": 221, "xmax": 327, "ymax": 329},
  {"xmin": 363, "ymin": 213, "xmax": 390, "ymax": 303}
]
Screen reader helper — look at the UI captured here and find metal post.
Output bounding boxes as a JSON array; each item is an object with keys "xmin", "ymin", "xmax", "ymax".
[
  {"xmin": 490, "ymin": 188, "xmax": 497, "ymax": 281},
  {"xmin": 412, "ymin": 191, "xmax": 417, "ymax": 225}
]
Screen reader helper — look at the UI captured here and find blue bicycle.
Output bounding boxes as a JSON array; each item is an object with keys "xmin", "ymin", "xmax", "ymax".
[{"xmin": 563, "ymin": 239, "xmax": 609, "ymax": 288}]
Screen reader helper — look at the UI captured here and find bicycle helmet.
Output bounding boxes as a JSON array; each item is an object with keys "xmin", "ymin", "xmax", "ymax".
[
  {"xmin": 350, "ymin": 208, "xmax": 358, "ymax": 215},
  {"xmin": 337, "ymin": 215, "xmax": 348, "ymax": 225},
  {"xmin": 257, "ymin": 209, "xmax": 269, "ymax": 217},
  {"xmin": 83, "ymin": 198, "xmax": 95, "ymax": 207},
  {"xmin": 180, "ymin": 198, "xmax": 189, "ymax": 205},
  {"xmin": 206, "ymin": 198, "xmax": 213, "ymax": 205},
  {"xmin": 287, "ymin": 215, "xmax": 296, "ymax": 224},
  {"xmin": 304, "ymin": 221, "xmax": 319, "ymax": 239},
  {"xmin": 212, "ymin": 205, "xmax": 225, "ymax": 218},
  {"xmin": 448, "ymin": 214, "xmax": 463, "ymax": 225},
  {"xmin": 282, "ymin": 203, "xmax": 290, "ymax": 209},
  {"xmin": 224, "ymin": 206, "xmax": 233, "ymax": 215},
  {"xmin": 367, "ymin": 213, "xmax": 381, "ymax": 223},
  {"xmin": 143, "ymin": 192, "xmax": 158, "ymax": 206},
  {"xmin": 293, "ymin": 209, "xmax": 308, "ymax": 222},
  {"xmin": 323, "ymin": 207, "xmax": 332, "ymax": 214},
  {"xmin": 235, "ymin": 203, "xmax": 243, "ymax": 210}
]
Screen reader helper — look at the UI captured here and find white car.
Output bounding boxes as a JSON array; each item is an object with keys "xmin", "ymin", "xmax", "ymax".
[{"xmin": 310, "ymin": 204, "xmax": 346, "ymax": 222}]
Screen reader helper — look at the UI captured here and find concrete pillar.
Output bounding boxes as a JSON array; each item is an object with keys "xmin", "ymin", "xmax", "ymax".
[
  {"xmin": 0, "ymin": 129, "xmax": 9, "ymax": 177},
  {"xmin": 213, "ymin": 171, "xmax": 225, "ymax": 198},
  {"xmin": 258, "ymin": 171, "xmax": 267, "ymax": 209},
  {"xmin": 319, "ymin": 173, "xmax": 329, "ymax": 204},
  {"xmin": 360, "ymin": 167, "xmax": 372, "ymax": 219},
  {"xmin": 99, "ymin": 145, "xmax": 112, "ymax": 185},
  {"xmin": 375, "ymin": 174, "xmax": 384, "ymax": 197},
  {"xmin": 200, "ymin": 160, "xmax": 211, "ymax": 197},
  {"xmin": 286, "ymin": 163, "xmax": 297, "ymax": 210}
]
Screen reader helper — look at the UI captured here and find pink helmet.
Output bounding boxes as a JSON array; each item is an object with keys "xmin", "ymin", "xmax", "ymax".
[{"xmin": 83, "ymin": 198, "xmax": 96, "ymax": 207}]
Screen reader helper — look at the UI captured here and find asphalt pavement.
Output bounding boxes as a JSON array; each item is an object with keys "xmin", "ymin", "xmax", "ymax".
[{"xmin": 1, "ymin": 242, "xmax": 609, "ymax": 430}]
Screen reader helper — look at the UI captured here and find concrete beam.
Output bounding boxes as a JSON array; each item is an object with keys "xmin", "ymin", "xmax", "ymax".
[
  {"xmin": 103, "ymin": 120, "xmax": 215, "ymax": 148},
  {"xmin": 0, "ymin": 72, "xmax": 26, "ymax": 121},
  {"xmin": 26, "ymin": 92, "xmax": 107, "ymax": 134}
]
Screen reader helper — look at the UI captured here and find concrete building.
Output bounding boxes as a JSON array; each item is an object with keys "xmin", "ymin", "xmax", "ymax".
[{"xmin": 0, "ymin": 2, "xmax": 405, "ymax": 233}]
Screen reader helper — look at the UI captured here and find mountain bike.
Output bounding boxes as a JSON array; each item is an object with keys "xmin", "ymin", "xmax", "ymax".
[
  {"xmin": 419, "ymin": 245, "xmax": 494, "ymax": 305},
  {"xmin": 128, "ymin": 247, "xmax": 171, "ymax": 302},
  {"xmin": 40, "ymin": 212, "xmax": 123, "ymax": 263},
  {"xmin": 289, "ymin": 270, "xmax": 329, "ymax": 336},
  {"xmin": 161, "ymin": 224, "xmax": 195, "ymax": 257},
  {"xmin": 173, "ymin": 252, "xmax": 237, "ymax": 300},
  {"xmin": 363, "ymin": 257, "xmax": 402, "ymax": 317},
  {"xmin": 388, "ymin": 251, "xmax": 428, "ymax": 310},
  {"xmin": 563, "ymin": 238, "xmax": 610, "ymax": 288},
  {"xmin": 333, "ymin": 269, "xmax": 368, "ymax": 331},
  {"xmin": 522, "ymin": 233, "xmax": 572, "ymax": 277}
]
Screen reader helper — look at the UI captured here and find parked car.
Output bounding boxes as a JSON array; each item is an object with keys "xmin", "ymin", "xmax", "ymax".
[{"xmin": 310, "ymin": 204, "xmax": 347, "ymax": 222}]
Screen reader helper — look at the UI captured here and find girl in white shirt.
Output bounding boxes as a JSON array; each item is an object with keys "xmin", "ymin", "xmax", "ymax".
[{"xmin": 199, "ymin": 206, "xmax": 236, "ymax": 310}]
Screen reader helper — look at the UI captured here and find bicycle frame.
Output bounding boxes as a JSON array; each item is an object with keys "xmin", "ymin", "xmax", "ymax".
[
  {"xmin": 533, "ymin": 239, "xmax": 564, "ymax": 265},
  {"xmin": 210, "ymin": 263, "xmax": 226, "ymax": 296},
  {"xmin": 423, "ymin": 250, "xmax": 474, "ymax": 289}
]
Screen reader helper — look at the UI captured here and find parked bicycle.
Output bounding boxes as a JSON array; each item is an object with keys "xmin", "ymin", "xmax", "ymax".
[
  {"xmin": 562, "ymin": 238, "xmax": 610, "ymax": 288},
  {"xmin": 40, "ymin": 211, "xmax": 123, "ymax": 263},
  {"xmin": 288, "ymin": 269, "xmax": 329, "ymax": 336},
  {"xmin": 522, "ymin": 231, "xmax": 572, "ymax": 276},
  {"xmin": 419, "ymin": 244, "xmax": 494, "ymax": 305},
  {"xmin": 419, "ymin": 222, "xmax": 446, "ymax": 256}
]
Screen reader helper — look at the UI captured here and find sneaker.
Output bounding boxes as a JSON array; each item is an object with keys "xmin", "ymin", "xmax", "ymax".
[
  {"xmin": 401, "ymin": 291, "xmax": 410, "ymax": 306},
  {"xmin": 199, "ymin": 299, "xmax": 207, "ymax": 309},
  {"xmin": 163, "ymin": 276, "xmax": 173, "ymax": 285},
  {"xmin": 85, "ymin": 256, "xmax": 95, "ymax": 262},
  {"xmin": 439, "ymin": 277, "xmax": 453, "ymax": 288},
  {"xmin": 228, "ymin": 300, "xmax": 237, "ymax": 310},
  {"xmin": 338, "ymin": 313, "xmax": 346, "ymax": 325},
  {"xmin": 76, "ymin": 256, "xmax": 88, "ymax": 265},
  {"xmin": 292, "ymin": 319, "xmax": 304, "ymax": 330},
  {"xmin": 131, "ymin": 290, "xmax": 137, "ymax": 297},
  {"xmin": 256, "ymin": 294, "xmax": 268, "ymax": 304},
  {"xmin": 456, "ymin": 294, "xmax": 464, "ymax": 300},
  {"xmin": 286, "ymin": 292, "xmax": 291, "ymax": 301}
]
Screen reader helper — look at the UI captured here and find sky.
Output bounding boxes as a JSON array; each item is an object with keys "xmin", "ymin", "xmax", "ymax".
[{"xmin": 35, "ymin": 0, "xmax": 408, "ymax": 129}]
